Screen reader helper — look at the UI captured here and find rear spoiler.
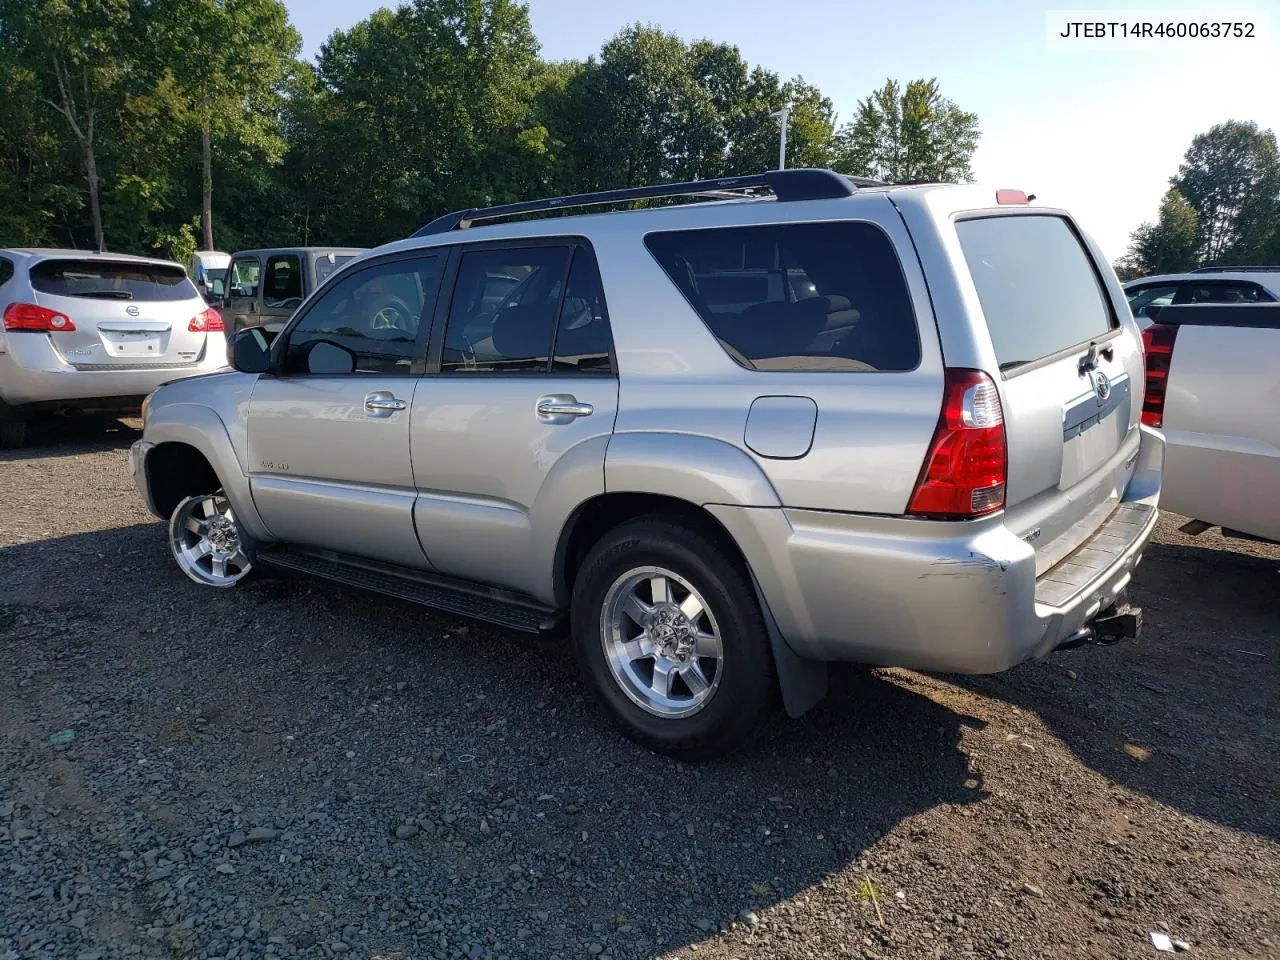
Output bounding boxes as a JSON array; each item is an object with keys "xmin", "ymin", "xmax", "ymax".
[{"xmin": 1145, "ymin": 303, "xmax": 1280, "ymax": 330}]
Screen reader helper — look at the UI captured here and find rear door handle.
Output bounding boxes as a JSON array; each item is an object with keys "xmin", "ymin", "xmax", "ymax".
[
  {"xmin": 365, "ymin": 392, "xmax": 407, "ymax": 416},
  {"xmin": 536, "ymin": 395, "xmax": 594, "ymax": 420}
]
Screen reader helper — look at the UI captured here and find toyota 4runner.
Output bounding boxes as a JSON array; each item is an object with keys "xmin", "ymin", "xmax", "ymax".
[{"xmin": 128, "ymin": 169, "xmax": 1163, "ymax": 758}]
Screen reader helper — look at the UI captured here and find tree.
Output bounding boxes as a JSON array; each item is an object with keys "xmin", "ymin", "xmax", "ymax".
[
  {"xmin": 833, "ymin": 78, "xmax": 979, "ymax": 183},
  {"xmin": 146, "ymin": 0, "xmax": 300, "ymax": 251},
  {"xmin": 0, "ymin": 0, "xmax": 135, "ymax": 251},
  {"xmin": 1120, "ymin": 188, "xmax": 1199, "ymax": 276},
  {"xmin": 1171, "ymin": 120, "xmax": 1280, "ymax": 265},
  {"xmin": 307, "ymin": 0, "xmax": 544, "ymax": 244}
]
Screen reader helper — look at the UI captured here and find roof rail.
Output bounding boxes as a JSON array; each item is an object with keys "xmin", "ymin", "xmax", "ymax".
[
  {"xmin": 411, "ymin": 168, "xmax": 885, "ymax": 237},
  {"xmin": 1192, "ymin": 265, "xmax": 1280, "ymax": 274}
]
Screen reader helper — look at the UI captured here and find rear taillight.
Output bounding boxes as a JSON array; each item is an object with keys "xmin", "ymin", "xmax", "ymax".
[
  {"xmin": 3, "ymin": 302, "xmax": 75, "ymax": 332},
  {"xmin": 189, "ymin": 307, "xmax": 224, "ymax": 333},
  {"xmin": 1140, "ymin": 322, "xmax": 1178, "ymax": 427},
  {"xmin": 908, "ymin": 368, "xmax": 1008, "ymax": 519}
]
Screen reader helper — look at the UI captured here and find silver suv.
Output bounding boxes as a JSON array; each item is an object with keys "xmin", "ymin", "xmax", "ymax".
[
  {"xmin": 128, "ymin": 170, "xmax": 1163, "ymax": 758},
  {"xmin": 1, "ymin": 249, "xmax": 228, "ymax": 448}
]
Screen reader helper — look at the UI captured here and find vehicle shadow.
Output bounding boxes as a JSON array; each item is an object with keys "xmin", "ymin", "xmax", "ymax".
[
  {"xmin": 959, "ymin": 537, "xmax": 1280, "ymax": 844},
  {"xmin": 1, "ymin": 523, "xmax": 987, "ymax": 959},
  {"xmin": 0, "ymin": 413, "xmax": 140, "ymax": 461}
]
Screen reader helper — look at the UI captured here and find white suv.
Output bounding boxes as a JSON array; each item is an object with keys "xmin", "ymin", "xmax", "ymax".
[
  {"xmin": 0, "ymin": 249, "xmax": 229, "ymax": 448},
  {"xmin": 1124, "ymin": 267, "xmax": 1279, "ymax": 326}
]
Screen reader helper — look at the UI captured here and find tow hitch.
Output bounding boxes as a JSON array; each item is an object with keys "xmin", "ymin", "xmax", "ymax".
[
  {"xmin": 1092, "ymin": 603, "xmax": 1143, "ymax": 644},
  {"xmin": 1055, "ymin": 599, "xmax": 1144, "ymax": 651}
]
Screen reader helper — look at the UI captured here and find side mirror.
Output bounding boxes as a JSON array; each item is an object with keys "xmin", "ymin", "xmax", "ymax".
[{"xmin": 229, "ymin": 327, "xmax": 272, "ymax": 373}]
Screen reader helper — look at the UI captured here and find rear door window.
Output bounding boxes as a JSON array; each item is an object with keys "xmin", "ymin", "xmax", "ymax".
[
  {"xmin": 955, "ymin": 215, "xmax": 1116, "ymax": 370},
  {"xmin": 263, "ymin": 255, "xmax": 303, "ymax": 308},
  {"xmin": 644, "ymin": 221, "xmax": 920, "ymax": 372},
  {"xmin": 440, "ymin": 246, "xmax": 571, "ymax": 373},
  {"xmin": 29, "ymin": 259, "xmax": 197, "ymax": 302}
]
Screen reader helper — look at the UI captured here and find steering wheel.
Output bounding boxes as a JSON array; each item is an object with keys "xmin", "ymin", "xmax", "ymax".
[{"xmin": 366, "ymin": 295, "xmax": 416, "ymax": 333}]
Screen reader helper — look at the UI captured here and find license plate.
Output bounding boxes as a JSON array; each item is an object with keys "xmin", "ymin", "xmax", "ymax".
[{"xmin": 106, "ymin": 332, "xmax": 162, "ymax": 356}]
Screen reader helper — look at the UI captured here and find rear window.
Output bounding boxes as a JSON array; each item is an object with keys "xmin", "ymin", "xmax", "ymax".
[
  {"xmin": 645, "ymin": 221, "xmax": 920, "ymax": 372},
  {"xmin": 30, "ymin": 259, "xmax": 196, "ymax": 302},
  {"xmin": 955, "ymin": 215, "xmax": 1115, "ymax": 369},
  {"xmin": 316, "ymin": 254, "xmax": 358, "ymax": 285}
]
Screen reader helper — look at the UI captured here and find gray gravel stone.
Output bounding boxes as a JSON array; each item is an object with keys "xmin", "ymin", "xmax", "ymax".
[{"xmin": 0, "ymin": 431, "xmax": 1275, "ymax": 960}]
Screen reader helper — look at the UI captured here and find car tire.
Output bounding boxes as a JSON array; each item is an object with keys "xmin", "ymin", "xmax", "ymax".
[
  {"xmin": 570, "ymin": 517, "xmax": 778, "ymax": 759},
  {"xmin": 168, "ymin": 491, "xmax": 255, "ymax": 588},
  {"xmin": 0, "ymin": 400, "xmax": 30, "ymax": 450}
]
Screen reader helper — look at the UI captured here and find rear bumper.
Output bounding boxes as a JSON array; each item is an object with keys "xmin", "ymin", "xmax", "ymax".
[
  {"xmin": 710, "ymin": 426, "xmax": 1165, "ymax": 674},
  {"xmin": 0, "ymin": 333, "xmax": 228, "ymax": 408}
]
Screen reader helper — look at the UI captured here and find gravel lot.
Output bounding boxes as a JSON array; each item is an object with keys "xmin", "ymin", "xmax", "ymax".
[{"xmin": 2, "ymin": 419, "xmax": 1277, "ymax": 960}]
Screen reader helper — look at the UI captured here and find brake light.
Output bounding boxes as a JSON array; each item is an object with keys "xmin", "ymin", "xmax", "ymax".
[
  {"xmin": 3, "ymin": 302, "xmax": 75, "ymax": 332},
  {"xmin": 1140, "ymin": 322, "xmax": 1178, "ymax": 427},
  {"xmin": 908, "ymin": 368, "xmax": 1007, "ymax": 518},
  {"xmin": 996, "ymin": 189, "xmax": 1029, "ymax": 205},
  {"xmin": 189, "ymin": 307, "xmax": 224, "ymax": 333}
]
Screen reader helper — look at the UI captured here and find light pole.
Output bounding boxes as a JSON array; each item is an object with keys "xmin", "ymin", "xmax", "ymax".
[{"xmin": 771, "ymin": 103, "xmax": 793, "ymax": 169}]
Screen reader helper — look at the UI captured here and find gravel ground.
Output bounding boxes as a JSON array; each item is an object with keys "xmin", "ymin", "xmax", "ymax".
[{"xmin": 1, "ymin": 419, "xmax": 1277, "ymax": 960}]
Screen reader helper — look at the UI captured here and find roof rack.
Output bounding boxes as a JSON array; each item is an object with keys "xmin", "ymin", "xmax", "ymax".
[
  {"xmin": 411, "ymin": 168, "xmax": 887, "ymax": 237},
  {"xmin": 1192, "ymin": 265, "xmax": 1280, "ymax": 274}
]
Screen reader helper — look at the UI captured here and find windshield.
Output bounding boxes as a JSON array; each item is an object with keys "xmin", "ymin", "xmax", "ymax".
[{"xmin": 31, "ymin": 259, "xmax": 197, "ymax": 302}]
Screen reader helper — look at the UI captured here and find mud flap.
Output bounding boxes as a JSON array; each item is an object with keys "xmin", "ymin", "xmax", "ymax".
[{"xmin": 749, "ymin": 571, "xmax": 828, "ymax": 718}]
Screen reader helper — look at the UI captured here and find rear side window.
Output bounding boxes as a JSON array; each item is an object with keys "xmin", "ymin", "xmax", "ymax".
[
  {"xmin": 29, "ymin": 259, "xmax": 197, "ymax": 302},
  {"xmin": 1172, "ymin": 280, "xmax": 1274, "ymax": 304},
  {"xmin": 0, "ymin": 257, "xmax": 13, "ymax": 286},
  {"xmin": 955, "ymin": 215, "xmax": 1115, "ymax": 369},
  {"xmin": 316, "ymin": 254, "xmax": 358, "ymax": 286},
  {"xmin": 645, "ymin": 222, "xmax": 920, "ymax": 372}
]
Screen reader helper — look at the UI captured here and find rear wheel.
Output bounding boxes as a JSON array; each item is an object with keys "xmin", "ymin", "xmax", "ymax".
[
  {"xmin": 570, "ymin": 518, "xmax": 777, "ymax": 759},
  {"xmin": 0, "ymin": 402, "xmax": 28, "ymax": 450},
  {"xmin": 168, "ymin": 492, "xmax": 253, "ymax": 588}
]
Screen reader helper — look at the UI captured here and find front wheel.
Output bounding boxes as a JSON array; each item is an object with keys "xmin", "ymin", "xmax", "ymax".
[
  {"xmin": 570, "ymin": 518, "xmax": 778, "ymax": 759},
  {"xmin": 168, "ymin": 492, "xmax": 253, "ymax": 588}
]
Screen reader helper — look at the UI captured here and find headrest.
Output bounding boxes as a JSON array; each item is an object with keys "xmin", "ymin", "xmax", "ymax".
[{"xmin": 491, "ymin": 305, "xmax": 553, "ymax": 361}]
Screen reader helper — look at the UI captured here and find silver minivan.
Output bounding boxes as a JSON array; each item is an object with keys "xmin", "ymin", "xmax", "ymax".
[{"xmin": 0, "ymin": 249, "xmax": 228, "ymax": 448}]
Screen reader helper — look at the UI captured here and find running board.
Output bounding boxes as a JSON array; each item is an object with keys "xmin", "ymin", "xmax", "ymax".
[{"xmin": 256, "ymin": 547, "xmax": 565, "ymax": 637}]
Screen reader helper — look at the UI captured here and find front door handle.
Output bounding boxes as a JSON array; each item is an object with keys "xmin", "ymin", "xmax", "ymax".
[
  {"xmin": 365, "ymin": 392, "xmax": 407, "ymax": 416},
  {"xmin": 536, "ymin": 395, "xmax": 594, "ymax": 421}
]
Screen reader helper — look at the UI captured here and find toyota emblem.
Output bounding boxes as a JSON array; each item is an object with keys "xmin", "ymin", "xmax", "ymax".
[
  {"xmin": 126, "ymin": 305, "xmax": 140, "ymax": 317},
  {"xmin": 1092, "ymin": 369, "xmax": 1111, "ymax": 402}
]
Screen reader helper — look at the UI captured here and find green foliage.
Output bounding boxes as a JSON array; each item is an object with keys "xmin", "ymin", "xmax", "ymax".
[
  {"xmin": 1121, "ymin": 189, "xmax": 1199, "ymax": 277},
  {"xmin": 0, "ymin": 1, "xmax": 982, "ymax": 256},
  {"xmin": 1171, "ymin": 120, "xmax": 1280, "ymax": 265},
  {"xmin": 1123, "ymin": 120, "xmax": 1280, "ymax": 275},
  {"xmin": 834, "ymin": 78, "xmax": 980, "ymax": 183}
]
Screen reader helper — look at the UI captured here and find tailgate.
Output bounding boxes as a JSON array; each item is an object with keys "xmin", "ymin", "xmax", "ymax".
[
  {"xmin": 30, "ymin": 258, "xmax": 208, "ymax": 368},
  {"xmin": 955, "ymin": 214, "xmax": 1145, "ymax": 574}
]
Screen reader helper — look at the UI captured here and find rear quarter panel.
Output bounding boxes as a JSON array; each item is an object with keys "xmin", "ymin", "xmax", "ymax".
[{"xmin": 597, "ymin": 193, "xmax": 946, "ymax": 515}]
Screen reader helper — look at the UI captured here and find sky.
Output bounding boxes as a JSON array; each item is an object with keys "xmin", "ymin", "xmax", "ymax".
[{"xmin": 282, "ymin": 0, "xmax": 1280, "ymax": 263}]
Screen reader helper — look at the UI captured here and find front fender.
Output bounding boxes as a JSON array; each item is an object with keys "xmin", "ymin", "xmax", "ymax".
[
  {"xmin": 604, "ymin": 432, "xmax": 781, "ymax": 507},
  {"xmin": 142, "ymin": 403, "xmax": 271, "ymax": 542}
]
